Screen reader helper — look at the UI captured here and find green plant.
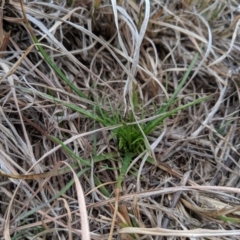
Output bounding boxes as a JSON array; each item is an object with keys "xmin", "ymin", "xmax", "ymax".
[
  {"xmin": 19, "ymin": 5, "xmax": 211, "ymax": 237},
  {"xmin": 21, "ymin": 0, "xmax": 209, "ymax": 159}
]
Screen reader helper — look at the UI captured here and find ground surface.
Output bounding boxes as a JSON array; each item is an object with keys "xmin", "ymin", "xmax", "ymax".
[{"xmin": 1, "ymin": 1, "xmax": 240, "ymax": 239}]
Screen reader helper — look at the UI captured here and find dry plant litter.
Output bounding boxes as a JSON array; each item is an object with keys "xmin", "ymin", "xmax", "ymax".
[{"xmin": 1, "ymin": 0, "xmax": 240, "ymax": 239}]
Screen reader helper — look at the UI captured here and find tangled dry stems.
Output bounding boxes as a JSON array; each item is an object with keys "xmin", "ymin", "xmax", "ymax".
[{"xmin": 1, "ymin": 0, "xmax": 240, "ymax": 239}]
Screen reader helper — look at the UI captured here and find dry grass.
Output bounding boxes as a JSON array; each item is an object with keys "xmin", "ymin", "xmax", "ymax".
[{"xmin": 1, "ymin": 0, "xmax": 240, "ymax": 239}]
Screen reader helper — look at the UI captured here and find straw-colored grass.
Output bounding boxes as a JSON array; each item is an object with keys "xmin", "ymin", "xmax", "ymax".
[{"xmin": 1, "ymin": 0, "xmax": 240, "ymax": 239}]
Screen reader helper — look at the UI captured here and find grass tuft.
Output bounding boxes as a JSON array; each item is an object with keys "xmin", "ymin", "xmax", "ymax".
[{"xmin": 1, "ymin": 1, "xmax": 240, "ymax": 239}]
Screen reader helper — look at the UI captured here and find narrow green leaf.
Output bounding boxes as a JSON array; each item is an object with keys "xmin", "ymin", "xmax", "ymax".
[
  {"xmin": 117, "ymin": 153, "xmax": 135, "ymax": 188},
  {"xmin": 144, "ymin": 95, "xmax": 211, "ymax": 134},
  {"xmin": 94, "ymin": 176, "xmax": 111, "ymax": 197}
]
